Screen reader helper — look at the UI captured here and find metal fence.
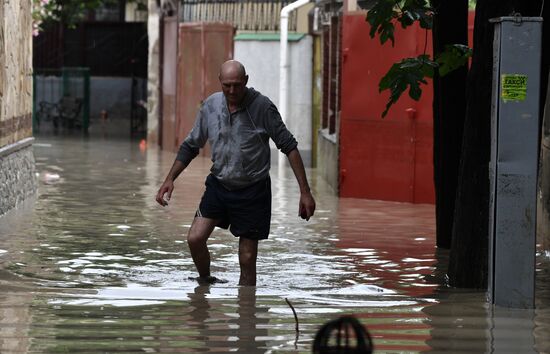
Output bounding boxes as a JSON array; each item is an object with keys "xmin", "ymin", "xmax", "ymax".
[
  {"xmin": 33, "ymin": 67, "xmax": 91, "ymax": 132},
  {"xmin": 180, "ymin": 0, "xmax": 297, "ymax": 31}
]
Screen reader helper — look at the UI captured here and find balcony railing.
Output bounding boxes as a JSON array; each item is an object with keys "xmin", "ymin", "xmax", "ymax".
[{"xmin": 180, "ymin": 0, "xmax": 298, "ymax": 32}]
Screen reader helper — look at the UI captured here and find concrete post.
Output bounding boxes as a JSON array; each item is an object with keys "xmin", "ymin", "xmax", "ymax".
[{"xmin": 488, "ymin": 16, "xmax": 543, "ymax": 308}]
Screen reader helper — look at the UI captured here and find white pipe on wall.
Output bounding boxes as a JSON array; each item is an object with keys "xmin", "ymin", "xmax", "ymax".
[{"xmin": 279, "ymin": 0, "xmax": 310, "ymax": 167}]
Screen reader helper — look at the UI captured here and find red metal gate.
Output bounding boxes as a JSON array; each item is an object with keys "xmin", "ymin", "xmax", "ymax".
[
  {"xmin": 161, "ymin": 21, "xmax": 234, "ymax": 153},
  {"xmin": 339, "ymin": 15, "xmax": 435, "ymax": 203},
  {"xmin": 175, "ymin": 22, "xmax": 234, "ymax": 155}
]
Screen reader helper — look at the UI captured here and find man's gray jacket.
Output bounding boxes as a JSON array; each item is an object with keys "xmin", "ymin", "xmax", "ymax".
[{"xmin": 176, "ymin": 88, "xmax": 298, "ymax": 190}]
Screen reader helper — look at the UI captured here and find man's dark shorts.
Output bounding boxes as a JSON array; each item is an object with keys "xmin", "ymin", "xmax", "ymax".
[{"xmin": 197, "ymin": 174, "xmax": 271, "ymax": 240}]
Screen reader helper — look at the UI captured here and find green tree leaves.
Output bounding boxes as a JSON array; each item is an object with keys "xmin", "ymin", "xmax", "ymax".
[
  {"xmin": 367, "ymin": 1, "xmax": 471, "ymax": 117},
  {"xmin": 367, "ymin": 0, "xmax": 399, "ymax": 45},
  {"xmin": 38, "ymin": 0, "xmax": 116, "ymax": 27},
  {"xmin": 379, "ymin": 55, "xmax": 436, "ymax": 117},
  {"xmin": 436, "ymin": 44, "xmax": 472, "ymax": 76},
  {"xmin": 34, "ymin": 0, "xmax": 147, "ymax": 29},
  {"xmin": 399, "ymin": 0, "xmax": 433, "ymax": 29},
  {"xmin": 367, "ymin": 0, "xmax": 432, "ymax": 45}
]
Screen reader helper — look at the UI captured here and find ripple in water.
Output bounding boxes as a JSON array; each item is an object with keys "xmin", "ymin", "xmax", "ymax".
[{"xmin": 0, "ymin": 136, "xmax": 548, "ymax": 353}]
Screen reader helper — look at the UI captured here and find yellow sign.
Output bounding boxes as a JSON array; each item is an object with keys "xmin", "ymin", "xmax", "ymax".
[{"xmin": 501, "ymin": 74, "xmax": 528, "ymax": 102}]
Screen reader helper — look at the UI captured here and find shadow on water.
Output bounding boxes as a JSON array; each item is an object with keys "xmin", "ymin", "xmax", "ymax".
[
  {"xmin": 0, "ymin": 135, "xmax": 550, "ymax": 353},
  {"xmin": 186, "ymin": 285, "xmax": 270, "ymax": 353},
  {"xmin": 19, "ymin": 285, "xmax": 270, "ymax": 353}
]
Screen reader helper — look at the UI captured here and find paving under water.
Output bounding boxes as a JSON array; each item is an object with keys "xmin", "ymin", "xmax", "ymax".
[{"xmin": 0, "ymin": 135, "xmax": 549, "ymax": 353}]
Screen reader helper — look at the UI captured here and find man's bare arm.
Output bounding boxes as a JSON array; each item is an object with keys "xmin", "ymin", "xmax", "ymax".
[
  {"xmin": 286, "ymin": 148, "xmax": 316, "ymax": 220},
  {"xmin": 155, "ymin": 159, "xmax": 188, "ymax": 206}
]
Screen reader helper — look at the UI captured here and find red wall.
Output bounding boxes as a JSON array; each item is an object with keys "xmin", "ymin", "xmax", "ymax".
[
  {"xmin": 340, "ymin": 15, "xmax": 435, "ymax": 203},
  {"xmin": 339, "ymin": 12, "xmax": 474, "ymax": 203}
]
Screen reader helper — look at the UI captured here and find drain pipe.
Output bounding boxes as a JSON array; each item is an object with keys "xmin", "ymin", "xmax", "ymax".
[{"xmin": 279, "ymin": 0, "xmax": 310, "ymax": 168}]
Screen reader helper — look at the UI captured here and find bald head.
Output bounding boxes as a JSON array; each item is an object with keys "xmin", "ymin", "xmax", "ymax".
[
  {"xmin": 219, "ymin": 60, "xmax": 249, "ymax": 107},
  {"xmin": 219, "ymin": 60, "xmax": 247, "ymax": 80}
]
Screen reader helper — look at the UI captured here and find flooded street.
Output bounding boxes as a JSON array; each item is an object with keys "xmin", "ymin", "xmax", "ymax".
[{"xmin": 1, "ymin": 135, "xmax": 550, "ymax": 353}]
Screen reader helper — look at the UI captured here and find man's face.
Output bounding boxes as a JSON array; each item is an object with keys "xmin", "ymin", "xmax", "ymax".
[{"xmin": 220, "ymin": 71, "xmax": 248, "ymax": 106}]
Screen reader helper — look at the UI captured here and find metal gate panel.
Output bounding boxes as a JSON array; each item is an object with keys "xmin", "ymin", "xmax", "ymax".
[
  {"xmin": 177, "ymin": 23, "xmax": 234, "ymax": 157},
  {"xmin": 177, "ymin": 24, "xmax": 204, "ymax": 154},
  {"xmin": 340, "ymin": 119, "xmax": 416, "ymax": 201},
  {"xmin": 202, "ymin": 24, "xmax": 235, "ymax": 102},
  {"xmin": 340, "ymin": 14, "xmax": 434, "ymax": 203}
]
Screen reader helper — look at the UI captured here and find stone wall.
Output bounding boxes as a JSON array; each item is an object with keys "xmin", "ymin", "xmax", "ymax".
[
  {"xmin": 0, "ymin": 0, "xmax": 37, "ymax": 215},
  {"xmin": 146, "ymin": 0, "xmax": 161, "ymax": 145},
  {"xmin": 0, "ymin": 139, "xmax": 36, "ymax": 214}
]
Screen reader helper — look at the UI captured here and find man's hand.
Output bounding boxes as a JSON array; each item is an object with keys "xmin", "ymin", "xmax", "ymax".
[
  {"xmin": 298, "ymin": 191, "xmax": 316, "ymax": 221},
  {"xmin": 155, "ymin": 160, "xmax": 186, "ymax": 207},
  {"xmin": 285, "ymin": 148, "xmax": 316, "ymax": 221},
  {"xmin": 155, "ymin": 180, "xmax": 174, "ymax": 207}
]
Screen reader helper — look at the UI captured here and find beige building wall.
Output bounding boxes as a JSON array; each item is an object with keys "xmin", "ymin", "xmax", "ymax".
[
  {"xmin": 0, "ymin": 0, "xmax": 33, "ymax": 146},
  {"xmin": 296, "ymin": 3, "xmax": 314, "ymax": 34},
  {"xmin": 0, "ymin": 0, "xmax": 37, "ymax": 215},
  {"xmin": 146, "ymin": 0, "xmax": 161, "ymax": 145}
]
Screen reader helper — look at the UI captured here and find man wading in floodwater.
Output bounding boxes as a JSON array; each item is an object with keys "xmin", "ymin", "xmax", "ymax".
[{"xmin": 155, "ymin": 60, "xmax": 316, "ymax": 286}]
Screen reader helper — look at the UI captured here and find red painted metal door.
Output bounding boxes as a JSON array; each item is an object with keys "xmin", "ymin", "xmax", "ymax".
[
  {"xmin": 340, "ymin": 15, "xmax": 435, "ymax": 203},
  {"xmin": 176, "ymin": 23, "xmax": 234, "ymax": 156}
]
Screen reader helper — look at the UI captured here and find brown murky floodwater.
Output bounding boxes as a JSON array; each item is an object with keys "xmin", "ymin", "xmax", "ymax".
[{"xmin": 1, "ymin": 135, "xmax": 550, "ymax": 353}]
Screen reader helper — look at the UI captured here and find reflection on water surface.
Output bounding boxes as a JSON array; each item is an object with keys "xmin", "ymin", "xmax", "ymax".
[{"xmin": 0, "ymin": 136, "xmax": 549, "ymax": 353}]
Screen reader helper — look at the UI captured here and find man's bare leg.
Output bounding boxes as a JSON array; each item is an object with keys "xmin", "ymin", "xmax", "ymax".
[
  {"xmin": 239, "ymin": 237, "xmax": 259, "ymax": 286},
  {"xmin": 187, "ymin": 216, "xmax": 219, "ymax": 281}
]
